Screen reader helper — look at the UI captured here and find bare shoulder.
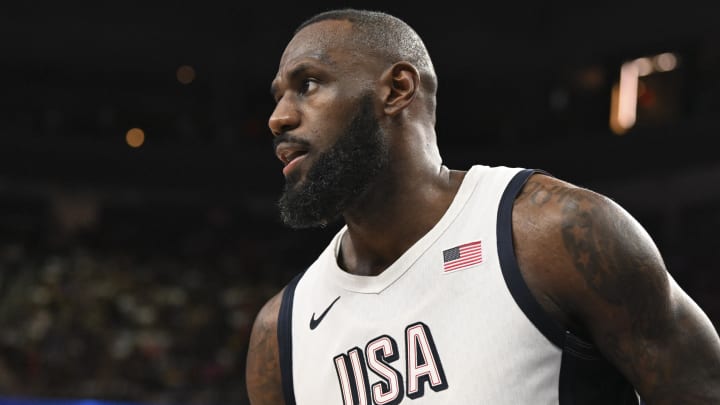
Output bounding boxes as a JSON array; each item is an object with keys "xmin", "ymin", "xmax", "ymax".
[
  {"xmin": 246, "ymin": 288, "xmax": 285, "ymax": 405},
  {"xmin": 511, "ymin": 172, "xmax": 667, "ymax": 321},
  {"xmin": 512, "ymin": 172, "xmax": 720, "ymax": 403}
]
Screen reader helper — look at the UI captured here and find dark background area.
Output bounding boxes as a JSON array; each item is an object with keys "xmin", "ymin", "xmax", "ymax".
[{"xmin": 0, "ymin": 1, "xmax": 719, "ymax": 404}]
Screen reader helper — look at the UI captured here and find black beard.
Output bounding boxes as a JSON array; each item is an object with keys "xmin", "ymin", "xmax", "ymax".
[{"xmin": 277, "ymin": 95, "xmax": 388, "ymax": 229}]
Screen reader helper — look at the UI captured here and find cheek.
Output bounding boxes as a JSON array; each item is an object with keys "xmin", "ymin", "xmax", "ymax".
[
  {"xmin": 303, "ymin": 90, "xmax": 361, "ymax": 147},
  {"xmin": 306, "ymin": 120, "xmax": 343, "ymax": 151}
]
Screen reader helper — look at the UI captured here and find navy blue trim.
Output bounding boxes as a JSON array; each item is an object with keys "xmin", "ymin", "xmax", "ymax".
[
  {"xmin": 277, "ymin": 271, "xmax": 305, "ymax": 405},
  {"xmin": 559, "ymin": 332, "xmax": 641, "ymax": 405},
  {"xmin": 497, "ymin": 168, "xmax": 566, "ymax": 348}
]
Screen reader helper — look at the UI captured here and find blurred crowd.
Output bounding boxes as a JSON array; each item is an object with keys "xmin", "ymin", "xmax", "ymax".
[{"xmin": 0, "ymin": 199, "xmax": 331, "ymax": 405}]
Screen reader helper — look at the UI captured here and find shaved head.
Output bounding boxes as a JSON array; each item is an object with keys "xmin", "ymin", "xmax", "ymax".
[{"xmin": 295, "ymin": 8, "xmax": 438, "ymax": 111}]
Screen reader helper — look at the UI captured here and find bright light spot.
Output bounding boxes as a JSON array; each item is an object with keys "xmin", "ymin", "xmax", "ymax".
[
  {"xmin": 654, "ymin": 52, "xmax": 677, "ymax": 72},
  {"xmin": 617, "ymin": 62, "xmax": 639, "ymax": 130},
  {"xmin": 610, "ymin": 84, "xmax": 623, "ymax": 135},
  {"xmin": 634, "ymin": 57, "xmax": 654, "ymax": 77},
  {"xmin": 126, "ymin": 128, "xmax": 145, "ymax": 148},
  {"xmin": 176, "ymin": 65, "xmax": 196, "ymax": 84},
  {"xmin": 610, "ymin": 61, "xmax": 639, "ymax": 135}
]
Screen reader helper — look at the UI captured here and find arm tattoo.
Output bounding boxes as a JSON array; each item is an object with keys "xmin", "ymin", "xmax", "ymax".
[
  {"xmin": 521, "ymin": 179, "xmax": 660, "ymax": 312},
  {"xmin": 521, "ymin": 178, "xmax": 720, "ymax": 403},
  {"xmin": 522, "ymin": 179, "xmax": 575, "ymax": 206},
  {"xmin": 558, "ymin": 189, "xmax": 665, "ymax": 319}
]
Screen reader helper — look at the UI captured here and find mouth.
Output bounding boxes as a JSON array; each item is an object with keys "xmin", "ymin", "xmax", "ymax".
[{"xmin": 275, "ymin": 143, "xmax": 310, "ymax": 176}]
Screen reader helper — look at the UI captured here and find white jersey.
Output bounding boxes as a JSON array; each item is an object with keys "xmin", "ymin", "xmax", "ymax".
[{"xmin": 277, "ymin": 165, "xmax": 640, "ymax": 404}]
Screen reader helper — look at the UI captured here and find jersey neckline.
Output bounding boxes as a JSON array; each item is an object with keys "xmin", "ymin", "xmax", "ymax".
[{"xmin": 323, "ymin": 165, "xmax": 486, "ymax": 294}]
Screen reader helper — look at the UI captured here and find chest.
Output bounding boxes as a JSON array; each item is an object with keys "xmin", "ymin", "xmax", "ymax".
[{"xmin": 290, "ymin": 254, "xmax": 562, "ymax": 404}]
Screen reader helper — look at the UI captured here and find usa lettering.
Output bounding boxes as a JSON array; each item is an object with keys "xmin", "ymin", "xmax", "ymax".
[{"xmin": 334, "ymin": 322, "xmax": 448, "ymax": 405}]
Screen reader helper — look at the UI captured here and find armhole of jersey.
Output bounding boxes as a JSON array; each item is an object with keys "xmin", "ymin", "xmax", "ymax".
[
  {"xmin": 277, "ymin": 271, "xmax": 304, "ymax": 405},
  {"xmin": 496, "ymin": 168, "xmax": 566, "ymax": 348},
  {"xmin": 497, "ymin": 169, "xmax": 641, "ymax": 404}
]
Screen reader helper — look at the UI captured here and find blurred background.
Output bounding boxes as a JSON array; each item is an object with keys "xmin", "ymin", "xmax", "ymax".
[{"xmin": 0, "ymin": 0, "xmax": 719, "ymax": 404}]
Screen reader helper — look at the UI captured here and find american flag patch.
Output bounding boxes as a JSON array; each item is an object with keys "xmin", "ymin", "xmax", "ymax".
[{"xmin": 442, "ymin": 241, "xmax": 482, "ymax": 272}]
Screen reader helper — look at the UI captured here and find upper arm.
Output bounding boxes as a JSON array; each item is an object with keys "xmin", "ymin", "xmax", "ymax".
[
  {"xmin": 514, "ymin": 173, "xmax": 720, "ymax": 404},
  {"xmin": 246, "ymin": 289, "xmax": 285, "ymax": 405}
]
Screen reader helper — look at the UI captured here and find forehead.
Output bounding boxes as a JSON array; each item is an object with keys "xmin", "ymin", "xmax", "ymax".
[{"xmin": 276, "ymin": 20, "xmax": 354, "ymax": 72}]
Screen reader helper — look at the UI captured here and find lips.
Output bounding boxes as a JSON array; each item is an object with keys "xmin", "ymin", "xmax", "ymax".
[{"xmin": 275, "ymin": 143, "xmax": 309, "ymax": 176}]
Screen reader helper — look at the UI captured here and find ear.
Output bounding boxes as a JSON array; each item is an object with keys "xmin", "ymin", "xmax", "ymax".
[{"xmin": 380, "ymin": 62, "xmax": 420, "ymax": 116}]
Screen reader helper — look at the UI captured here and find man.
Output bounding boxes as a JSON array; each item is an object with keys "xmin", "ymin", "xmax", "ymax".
[{"xmin": 246, "ymin": 8, "xmax": 720, "ymax": 404}]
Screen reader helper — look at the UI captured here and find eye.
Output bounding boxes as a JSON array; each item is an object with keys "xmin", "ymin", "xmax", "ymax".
[{"xmin": 299, "ymin": 78, "xmax": 318, "ymax": 96}]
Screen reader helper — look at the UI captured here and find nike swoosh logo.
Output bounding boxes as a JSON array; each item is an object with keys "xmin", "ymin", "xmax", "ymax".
[{"xmin": 309, "ymin": 296, "xmax": 341, "ymax": 330}]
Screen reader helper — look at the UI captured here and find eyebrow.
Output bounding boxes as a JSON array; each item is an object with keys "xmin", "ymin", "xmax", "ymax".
[
  {"xmin": 271, "ymin": 63, "xmax": 314, "ymax": 99},
  {"xmin": 270, "ymin": 55, "xmax": 335, "ymax": 98}
]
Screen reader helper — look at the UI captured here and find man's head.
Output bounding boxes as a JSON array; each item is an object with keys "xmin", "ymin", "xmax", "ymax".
[
  {"xmin": 269, "ymin": 9, "xmax": 438, "ymax": 228},
  {"xmin": 292, "ymin": 9, "xmax": 437, "ymax": 102}
]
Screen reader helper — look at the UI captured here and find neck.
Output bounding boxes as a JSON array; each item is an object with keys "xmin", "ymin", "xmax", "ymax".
[{"xmin": 339, "ymin": 164, "xmax": 466, "ymax": 276}]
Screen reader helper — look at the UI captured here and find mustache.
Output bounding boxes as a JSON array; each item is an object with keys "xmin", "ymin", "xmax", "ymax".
[{"xmin": 273, "ymin": 133, "xmax": 312, "ymax": 151}]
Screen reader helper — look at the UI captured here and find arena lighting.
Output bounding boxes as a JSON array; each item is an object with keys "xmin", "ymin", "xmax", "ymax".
[
  {"xmin": 634, "ymin": 57, "xmax": 654, "ymax": 77},
  {"xmin": 610, "ymin": 61, "xmax": 639, "ymax": 135},
  {"xmin": 654, "ymin": 52, "xmax": 678, "ymax": 72},
  {"xmin": 609, "ymin": 51, "xmax": 679, "ymax": 135},
  {"xmin": 125, "ymin": 127, "xmax": 145, "ymax": 148},
  {"xmin": 176, "ymin": 65, "xmax": 196, "ymax": 84}
]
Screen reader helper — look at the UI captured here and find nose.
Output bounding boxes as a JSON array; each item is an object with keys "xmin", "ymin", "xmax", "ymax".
[{"xmin": 268, "ymin": 97, "xmax": 300, "ymax": 137}]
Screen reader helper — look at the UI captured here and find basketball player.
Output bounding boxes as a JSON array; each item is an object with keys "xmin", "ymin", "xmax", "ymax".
[{"xmin": 246, "ymin": 8, "xmax": 720, "ymax": 404}]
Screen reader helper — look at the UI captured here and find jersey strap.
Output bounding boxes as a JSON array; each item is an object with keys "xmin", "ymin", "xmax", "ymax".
[
  {"xmin": 497, "ymin": 168, "xmax": 565, "ymax": 347},
  {"xmin": 277, "ymin": 271, "xmax": 305, "ymax": 405}
]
